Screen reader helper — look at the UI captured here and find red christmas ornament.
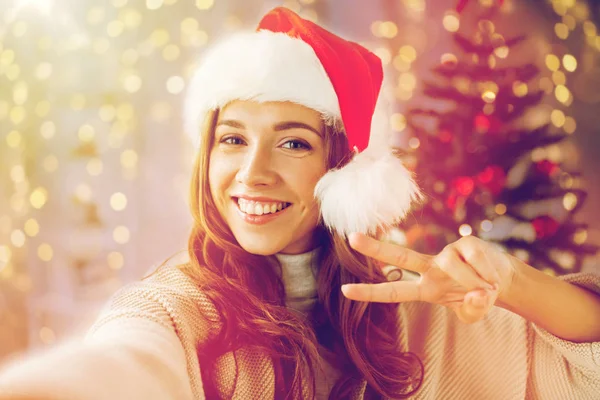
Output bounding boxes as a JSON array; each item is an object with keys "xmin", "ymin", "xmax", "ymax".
[
  {"xmin": 452, "ymin": 177, "xmax": 475, "ymax": 196},
  {"xmin": 446, "ymin": 192, "xmax": 457, "ymax": 211},
  {"xmin": 439, "ymin": 129, "xmax": 453, "ymax": 143},
  {"xmin": 477, "ymin": 165, "xmax": 506, "ymax": 195},
  {"xmin": 536, "ymin": 160, "xmax": 560, "ymax": 177},
  {"xmin": 532, "ymin": 216, "xmax": 560, "ymax": 239},
  {"xmin": 474, "ymin": 113, "xmax": 503, "ymax": 134},
  {"xmin": 456, "ymin": 0, "xmax": 504, "ymax": 13},
  {"xmin": 474, "ymin": 113, "xmax": 490, "ymax": 132}
]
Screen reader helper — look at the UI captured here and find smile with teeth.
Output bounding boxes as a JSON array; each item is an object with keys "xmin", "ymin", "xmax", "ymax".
[{"xmin": 236, "ymin": 198, "xmax": 291, "ymax": 216}]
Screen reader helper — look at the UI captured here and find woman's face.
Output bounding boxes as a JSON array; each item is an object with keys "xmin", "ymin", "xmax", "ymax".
[{"xmin": 208, "ymin": 100, "xmax": 327, "ymax": 255}]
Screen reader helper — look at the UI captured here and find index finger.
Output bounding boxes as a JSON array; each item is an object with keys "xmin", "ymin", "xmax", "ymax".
[{"xmin": 348, "ymin": 232, "xmax": 431, "ymax": 274}]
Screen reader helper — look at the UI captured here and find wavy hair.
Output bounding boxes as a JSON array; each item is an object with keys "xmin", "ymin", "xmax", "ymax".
[{"xmin": 179, "ymin": 109, "xmax": 423, "ymax": 399}]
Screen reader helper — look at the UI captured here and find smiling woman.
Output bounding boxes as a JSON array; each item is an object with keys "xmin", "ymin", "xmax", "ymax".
[
  {"xmin": 208, "ymin": 101, "xmax": 327, "ymax": 255},
  {"xmin": 1, "ymin": 5, "xmax": 600, "ymax": 400}
]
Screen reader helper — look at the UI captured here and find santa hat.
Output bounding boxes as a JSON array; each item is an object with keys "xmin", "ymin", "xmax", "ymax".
[{"xmin": 184, "ymin": 7, "xmax": 420, "ymax": 237}]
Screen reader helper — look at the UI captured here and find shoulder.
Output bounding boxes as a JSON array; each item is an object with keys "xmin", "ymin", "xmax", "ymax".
[{"xmin": 89, "ymin": 263, "xmax": 220, "ymax": 341}]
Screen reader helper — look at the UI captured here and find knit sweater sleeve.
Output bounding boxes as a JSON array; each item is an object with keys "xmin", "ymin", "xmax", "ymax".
[
  {"xmin": 525, "ymin": 272, "xmax": 600, "ymax": 397},
  {"xmin": 0, "ymin": 265, "xmax": 215, "ymax": 400},
  {"xmin": 398, "ymin": 271, "xmax": 600, "ymax": 399}
]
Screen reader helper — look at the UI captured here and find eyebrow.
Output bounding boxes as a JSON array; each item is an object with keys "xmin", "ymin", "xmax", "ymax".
[{"xmin": 216, "ymin": 119, "xmax": 322, "ymax": 137}]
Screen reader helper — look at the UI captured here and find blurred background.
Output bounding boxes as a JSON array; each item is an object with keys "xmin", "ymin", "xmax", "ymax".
[{"xmin": 0, "ymin": 0, "xmax": 599, "ymax": 362}]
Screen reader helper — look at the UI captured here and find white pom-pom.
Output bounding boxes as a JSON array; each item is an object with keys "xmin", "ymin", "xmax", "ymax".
[{"xmin": 314, "ymin": 149, "xmax": 421, "ymax": 237}]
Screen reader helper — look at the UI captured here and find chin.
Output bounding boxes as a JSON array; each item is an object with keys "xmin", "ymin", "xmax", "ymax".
[
  {"xmin": 232, "ymin": 229, "xmax": 287, "ymax": 255},
  {"xmin": 237, "ymin": 239, "xmax": 284, "ymax": 256}
]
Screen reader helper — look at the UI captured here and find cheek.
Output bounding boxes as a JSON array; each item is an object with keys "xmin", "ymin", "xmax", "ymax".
[
  {"xmin": 291, "ymin": 164, "xmax": 327, "ymax": 205},
  {"xmin": 207, "ymin": 156, "xmax": 230, "ymax": 205}
]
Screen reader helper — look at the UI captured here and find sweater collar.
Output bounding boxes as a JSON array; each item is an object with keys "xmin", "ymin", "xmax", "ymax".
[{"xmin": 275, "ymin": 247, "xmax": 321, "ymax": 314}]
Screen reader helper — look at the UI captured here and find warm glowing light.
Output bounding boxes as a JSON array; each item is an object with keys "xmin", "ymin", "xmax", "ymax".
[
  {"xmin": 196, "ymin": 0, "xmax": 214, "ymax": 10},
  {"xmin": 11, "ymin": 229, "xmax": 26, "ymax": 247},
  {"xmin": 78, "ymin": 124, "xmax": 95, "ymax": 142},
  {"xmin": 481, "ymin": 220, "xmax": 493, "ymax": 232},
  {"xmin": 146, "ymin": 0, "xmax": 164, "ymax": 9},
  {"xmin": 443, "ymin": 13, "xmax": 460, "ymax": 32},
  {"xmin": 563, "ymin": 192, "xmax": 577, "ymax": 211},
  {"xmin": 121, "ymin": 150, "xmax": 138, "ymax": 168},
  {"xmin": 110, "ymin": 192, "xmax": 128, "ymax": 211},
  {"xmin": 38, "ymin": 243, "xmax": 53, "ymax": 261},
  {"xmin": 378, "ymin": 21, "xmax": 398, "ymax": 38},
  {"xmin": 0, "ymin": 246, "xmax": 11, "ymax": 271},
  {"xmin": 86, "ymin": 158, "xmax": 103, "ymax": 176},
  {"xmin": 563, "ymin": 117, "xmax": 576, "ymax": 134},
  {"xmin": 408, "ymin": 137, "xmax": 420, "ymax": 149},
  {"xmin": 6, "ymin": 128, "xmax": 22, "ymax": 147},
  {"xmin": 99, "ymin": 105, "xmax": 117, "ymax": 122},
  {"xmin": 162, "ymin": 44, "xmax": 180, "ymax": 61},
  {"xmin": 108, "ymin": 252, "xmax": 125, "ymax": 270},
  {"xmin": 24, "ymin": 218, "xmax": 40, "ymax": 237},
  {"xmin": 573, "ymin": 230, "xmax": 587, "ymax": 244},
  {"xmin": 40, "ymin": 121, "xmax": 55, "ymax": 139},
  {"xmin": 113, "ymin": 226, "xmax": 130, "ymax": 244},
  {"xmin": 398, "ymin": 45, "xmax": 417, "ymax": 63},
  {"xmin": 512, "ymin": 81, "xmax": 528, "ymax": 97},
  {"xmin": 555, "ymin": 85, "xmax": 570, "ymax": 104},
  {"xmin": 10, "ymin": 165, "xmax": 25, "ymax": 183},
  {"xmin": 583, "ymin": 21, "xmax": 597, "ymax": 37},
  {"xmin": 123, "ymin": 74, "xmax": 142, "ymax": 93},
  {"xmin": 562, "ymin": 54, "xmax": 577, "ymax": 72},
  {"xmin": 373, "ymin": 47, "xmax": 391, "ymax": 65},
  {"xmin": 390, "ymin": 113, "xmax": 406, "ymax": 131},
  {"xmin": 15, "ymin": 0, "xmax": 55, "ymax": 14},
  {"xmin": 30, "ymin": 187, "xmax": 48, "ymax": 209},
  {"xmin": 554, "ymin": 23, "xmax": 569, "ymax": 39},
  {"xmin": 75, "ymin": 184, "xmax": 93, "ymax": 203},
  {"xmin": 166, "ymin": 76, "xmax": 185, "ymax": 94},
  {"xmin": 552, "ymin": 71, "xmax": 566, "ymax": 86},
  {"xmin": 545, "ymin": 54, "xmax": 560, "ymax": 71},
  {"xmin": 43, "ymin": 155, "xmax": 58, "ymax": 172},
  {"xmin": 494, "ymin": 46, "xmax": 509, "ymax": 58},
  {"xmin": 495, "ymin": 204, "xmax": 507, "ymax": 215},
  {"xmin": 551, "ymin": 109, "xmax": 566, "ymax": 127},
  {"xmin": 459, "ymin": 224, "xmax": 472, "ymax": 236},
  {"xmin": 482, "ymin": 91, "xmax": 496, "ymax": 103},
  {"xmin": 440, "ymin": 53, "xmax": 458, "ymax": 67},
  {"xmin": 398, "ymin": 73, "xmax": 416, "ymax": 91}
]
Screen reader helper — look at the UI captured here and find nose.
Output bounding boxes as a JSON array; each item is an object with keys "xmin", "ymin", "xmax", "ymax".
[{"xmin": 235, "ymin": 144, "xmax": 278, "ymax": 187}]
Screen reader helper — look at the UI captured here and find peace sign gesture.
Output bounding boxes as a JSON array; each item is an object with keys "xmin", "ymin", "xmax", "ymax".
[{"xmin": 342, "ymin": 233, "xmax": 518, "ymax": 324}]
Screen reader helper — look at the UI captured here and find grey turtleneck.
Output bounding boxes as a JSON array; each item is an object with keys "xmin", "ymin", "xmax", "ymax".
[{"xmin": 275, "ymin": 248, "xmax": 341, "ymax": 400}]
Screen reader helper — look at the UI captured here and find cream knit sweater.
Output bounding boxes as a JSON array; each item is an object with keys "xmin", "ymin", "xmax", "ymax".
[{"xmin": 0, "ymin": 250, "xmax": 599, "ymax": 400}]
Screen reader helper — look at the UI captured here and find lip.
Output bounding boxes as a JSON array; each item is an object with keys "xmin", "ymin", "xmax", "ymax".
[{"xmin": 232, "ymin": 198, "xmax": 291, "ymax": 225}]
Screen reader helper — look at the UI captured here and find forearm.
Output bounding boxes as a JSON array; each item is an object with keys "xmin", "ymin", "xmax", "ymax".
[{"xmin": 497, "ymin": 259, "xmax": 600, "ymax": 343}]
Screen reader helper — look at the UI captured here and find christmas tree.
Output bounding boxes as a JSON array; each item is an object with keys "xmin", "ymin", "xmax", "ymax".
[{"xmin": 400, "ymin": 3, "xmax": 598, "ymax": 275}]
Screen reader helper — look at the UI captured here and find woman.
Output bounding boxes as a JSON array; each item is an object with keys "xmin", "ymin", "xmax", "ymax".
[{"xmin": 1, "ymin": 7, "xmax": 599, "ymax": 400}]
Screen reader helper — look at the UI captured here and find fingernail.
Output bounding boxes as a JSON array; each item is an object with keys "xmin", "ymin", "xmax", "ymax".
[{"xmin": 341, "ymin": 284, "xmax": 350, "ymax": 295}]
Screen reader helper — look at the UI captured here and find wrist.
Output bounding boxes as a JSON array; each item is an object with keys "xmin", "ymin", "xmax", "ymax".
[{"xmin": 495, "ymin": 255, "xmax": 530, "ymax": 312}]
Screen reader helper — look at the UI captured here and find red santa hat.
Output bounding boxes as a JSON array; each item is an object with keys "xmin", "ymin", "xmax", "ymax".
[{"xmin": 184, "ymin": 7, "xmax": 420, "ymax": 237}]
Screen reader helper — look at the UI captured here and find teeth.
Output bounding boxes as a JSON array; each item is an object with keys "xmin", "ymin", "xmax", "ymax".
[{"xmin": 236, "ymin": 198, "xmax": 289, "ymax": 216}]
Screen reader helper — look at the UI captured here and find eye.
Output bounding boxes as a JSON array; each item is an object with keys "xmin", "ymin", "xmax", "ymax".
[
  {"xmin": 220, "ymin": 135, "xmax": 245, "ymax": 145},
  {"xmin": 281, "ymin": 139, "xmax": 311, "ymax": 150}
]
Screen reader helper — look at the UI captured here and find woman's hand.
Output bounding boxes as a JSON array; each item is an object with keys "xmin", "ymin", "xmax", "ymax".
[{"xmin": 342, "ymin": 233, "xmax": 518, "ymax": 324}]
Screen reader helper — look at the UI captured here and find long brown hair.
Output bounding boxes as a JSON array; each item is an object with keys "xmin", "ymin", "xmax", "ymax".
[{"xmin": 180, "ymin": 109, "xmax": 423, "ymax": 399}]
